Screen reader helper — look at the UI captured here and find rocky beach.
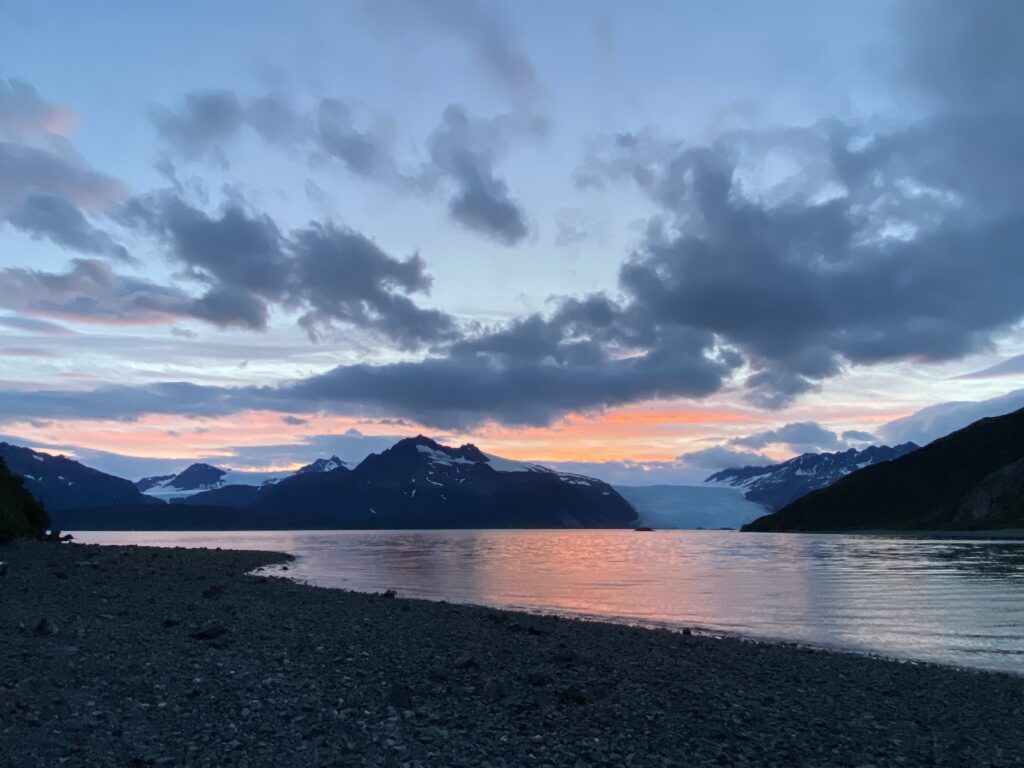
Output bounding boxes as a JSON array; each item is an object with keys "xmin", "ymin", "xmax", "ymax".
[{"xmin": 3, "ymin": 540, "xmax": 1024, "ymax": 767}]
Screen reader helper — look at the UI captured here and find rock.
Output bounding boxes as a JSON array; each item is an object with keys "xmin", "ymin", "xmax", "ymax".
[
  {"xmin": 551, "ymin": 647, "xmax": 577, "ymax": 664},
  {"xmin": 33, "ymin": 618, "xmax": 58, "ymax": 637},
  {"xmin": 558, "ymin": 686, "xmax": 587, "ymax": 705},
  {"xmin": 457, "ymin": 655, "xmax": 480, "ymax": 670},
  {"xmin": 526, "ymin": 669, "xmax": 553, "ymax": 687},
  {"xmin": 682, "ymin": 628, "xmax": 693, "ymax": 637},
  {"xmin": 190, "ymin": 624, "xmax": 229, "ymax": 641},
  {"xmin": 387, "ymin": 684, "xmax": 413, "ymax": 708},
  {"xmin": 201, "ymin": 585, "xmax": 225, "ymax": 599},
  {"xmin": 482, "ymin": 677, "xmax": 508, "ymax": 701},
  {"xmin": 161, "ymin": 619, "xmax": 181, "ymax": 628},
  {"xmin": 381, "ymin": 589, "xmax": 397, "ymax": 599}
]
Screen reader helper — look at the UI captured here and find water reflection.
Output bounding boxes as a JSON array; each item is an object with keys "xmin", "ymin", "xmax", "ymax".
[{"xmin": 73, "ymin": 530, "xmax": 1024, "ymax": 674}]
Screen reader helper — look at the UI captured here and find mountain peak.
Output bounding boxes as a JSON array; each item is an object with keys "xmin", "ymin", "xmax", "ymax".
[{"xmin": 295, "ymin": 455, "xmax": 348, "ymax": 475}]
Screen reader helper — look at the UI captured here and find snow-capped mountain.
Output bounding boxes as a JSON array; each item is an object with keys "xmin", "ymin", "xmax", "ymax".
[
  {"xmin": 294, "ymin": 455, "xmax": 347, "ymax": 475},
  {"xmin": 136, "ymin": 462, "xmax": 291, "ymax": 501},
  {"xmin": 249, "ymin": 435, "xmax": 637, "ymax": 528},
  {"xmin": 706, "ymin": 443, "xmax": 920, "ymax": 512},
  {"xmin": 136, "ymin": 455, "xmax": 353, "ymax": 503},
  {"xmin": 11, "ymin": 435, "xmax": 636, "ymax": 529},
  {"xmin": 0, "ymin": 442, "xmax": 156, "ymax": 510}
]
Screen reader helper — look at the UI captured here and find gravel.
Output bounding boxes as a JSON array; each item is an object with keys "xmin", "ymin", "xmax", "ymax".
[{"xmin": 2, "ymin": 539, "xmax": 1023, "ymax": 767}]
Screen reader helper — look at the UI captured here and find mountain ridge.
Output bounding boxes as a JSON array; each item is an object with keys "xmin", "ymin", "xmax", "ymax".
[
  {"xmin": 706, "ymin": 443, "xmax": 920, "ymax": 512},
  {"xmin": 742, "ymin": 407, "xmax": 1024, "ymax": 532}
]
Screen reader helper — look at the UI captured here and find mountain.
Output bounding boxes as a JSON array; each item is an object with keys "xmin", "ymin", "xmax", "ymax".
[
  {"xmin": 0, "ymin": 442, "xmax": 157, "ymax": 510},
  {"xmin": 139, "ymin": 456, "xmax": 350, "ymax": 507},
  {"xmin": 249, "ymin": 435, "xmax": 637, "ymax": 528},
  {"xmin": 136, "ymin": 463, "xmax": 290, "ymax": 501},
  {"xmin": 706, "ymin": 443, "xmax": 919, "ymax": 512},
  {"xmin": 0, "ymin": 457, "xmax": 48, "ymax": 542},
  {"xmin": 743, "ymin": 407, "xmax": 1024, "ymax": 532},
  {"xmin": 295, "ymin": 456, "xmax": 347, "ymax": 474},
  {"xmin": 616, "ymin": 485, "xmax": 767, "ymax": 530},
  {"xmin": 25, "ymin": 436, "xmax": 636, "ymax": 530}
]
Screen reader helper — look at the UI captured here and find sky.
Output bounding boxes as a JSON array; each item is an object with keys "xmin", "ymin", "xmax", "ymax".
[{"xmin": 1, "ymin": 0, "xmax": 1023, "ymax": 483}]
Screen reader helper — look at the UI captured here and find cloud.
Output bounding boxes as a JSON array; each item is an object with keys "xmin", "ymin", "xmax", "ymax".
[
  {"xmin": 123, "ymin": 191, "xmax": 456, "ymax": 347},
  {"xmin": 150, "ymin": 90, "xmax": 244, "ymax": 163},
  {"xmin": 730, "ymin": 422, "xmax": 845, "ymax": 453},
  {"xmin": 676, "ymin": 446, "xmax": 771, "ymax": 471},
  {"xmin": 571, "ymin": 2, "xmax": 1024, "ymax": 409},
  {"xmin": 0, "ymin": 258, "xmax": 266, "ymax": 329},
  {"xmin": 151, "ymin": 90, "xmax": 305, "ymax": 165},
  {"xmin": 0, "ymin": 76, "xmax": 128, "ymax": 263},
  {"xmin": 841, "ymin": 430, "xmax": 878, "ymax": 443},
  {"xmin": 316, "ymin": 98, "xmax": 398, "ymax": 181},
  {"xmin": 0, "ymin": 141, "xmax": 122, "ymax": 211},
  {"xmin": 153, "ymin": 85, "xmax": 537, "ymax": 246},
  {"xmin": 0, "ymin": 76, "xmax": 73, "ymax": 138},
  {"xmin": 879, "ymin": 387, "xmax": 1024, "ymax": 446},
  {"xmin": 290, "ymin": 222, "xmax": 456, "ymax": 347},
  {"xmin": 124, "ymin": 192, "xmax": 289, "ymax": 298},
  {"xmin": 426, "ymin": 105, "xmax": 533, "ymax": 245},
  {"xmin": 7, "ymin": 193, "xmax": 131, "ymax": 262},
  {"xmin": 956, "ymin": 354, "xmax": 1024, "ymax": 380},
  {"xmin": 0, "ymin": 315, "xmax": 75, "ymax": 335},
  {"xmin": 369, "ymin": 0, "xmax": 540, "ymax": 105},
  {"xmin": 281, "ymin": 415, "xmax": 308, "ymax": 426}
]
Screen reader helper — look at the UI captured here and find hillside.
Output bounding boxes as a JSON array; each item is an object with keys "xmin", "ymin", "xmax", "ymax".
[
  {"xmin": 0, "ymin": 457, "xmax": 48, "ymax": 542},
  {"xmin": 0, "ymin": 442, "xmax": 157, "ymax": 511},
  {"xmin": 743, "ymin": 407, "xmax": 1024, "ymax": 532}
]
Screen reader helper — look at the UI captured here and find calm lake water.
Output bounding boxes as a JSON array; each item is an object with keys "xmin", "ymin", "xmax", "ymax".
[{"xmin": 72, "ymin": 529, "xmax": 1024, "ymax": 674}]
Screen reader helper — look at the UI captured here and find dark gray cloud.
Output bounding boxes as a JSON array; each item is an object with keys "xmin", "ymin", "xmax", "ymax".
[
  {"xmin": 151, "ymin": 90, "xmax": 303, "ymax": 165},
  {"xmin": 122, "ymin": 192, "xmax": 455, "ymax": 347},
  {"xmin": 124, "ymin": 192, "xmax": 289, "ymax": 297},
  {"xmin": 841, "ymin": 430, "xmax": 878, "ymax": 444},
  {"xmin": 573, "ymin": 1, "xmax": 1024, "ymax": 409},
  {"xmin": 0, "ymin": 258, "xmax": 266, "ymax": 329},
  {"xmin": 677, "ymin": 446, "xmax": 771, "ymax": 471},
  {"xmin": 290, "ymin": 222, "xmax": 456, "ymax": 347},
  {"xmin": 879, "ymin": 387, "xmax": 1024, "ymax": 446},
  {"xmin": 150, "ymin": 90, "xmax": 243, "ymax": 163},
  {"xmin": 0, "ymin": 77, "xmax": 128, "ymax": 263},
  {"xmin": 730, "ymin": 422, "xmax": 845, "ymax": 454},
  {"xmin": 0, "ymin": 141, "xmax": 122, "ymax": 210},
  {"xmin": 153, "ymin": 87, "xmax": 536, "ymax": 246},
  {"xmin": 426, "ymin": 105, "xmax": 532, "ymax": 245},
  {"xmin": 316, "ymin": 98, "xmax": 398, "ymax": 181},
  {"xmin": 7, "ymin": 193, "xmax": 131, "ymax": 262}
]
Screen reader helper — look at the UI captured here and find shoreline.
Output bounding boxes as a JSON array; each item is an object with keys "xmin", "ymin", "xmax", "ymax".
[
  {"xmin": 4, "ymin": 541, "xmax": 1024, "ymax": 766},
  {"xmin": 259, "ymin": 554, "xmax": 1021, "ymax": 680}
]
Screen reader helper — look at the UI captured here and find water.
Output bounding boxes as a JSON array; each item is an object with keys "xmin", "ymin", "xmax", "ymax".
[{"xmin": 72, "ymin": 529, "xmax": 1024, "ymax": 674}]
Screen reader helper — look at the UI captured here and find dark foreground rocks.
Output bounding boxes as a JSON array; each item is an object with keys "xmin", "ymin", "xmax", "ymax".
[{"xmin": 2, "ymin": 541, "xmax": 1024, "ymax": 767}]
